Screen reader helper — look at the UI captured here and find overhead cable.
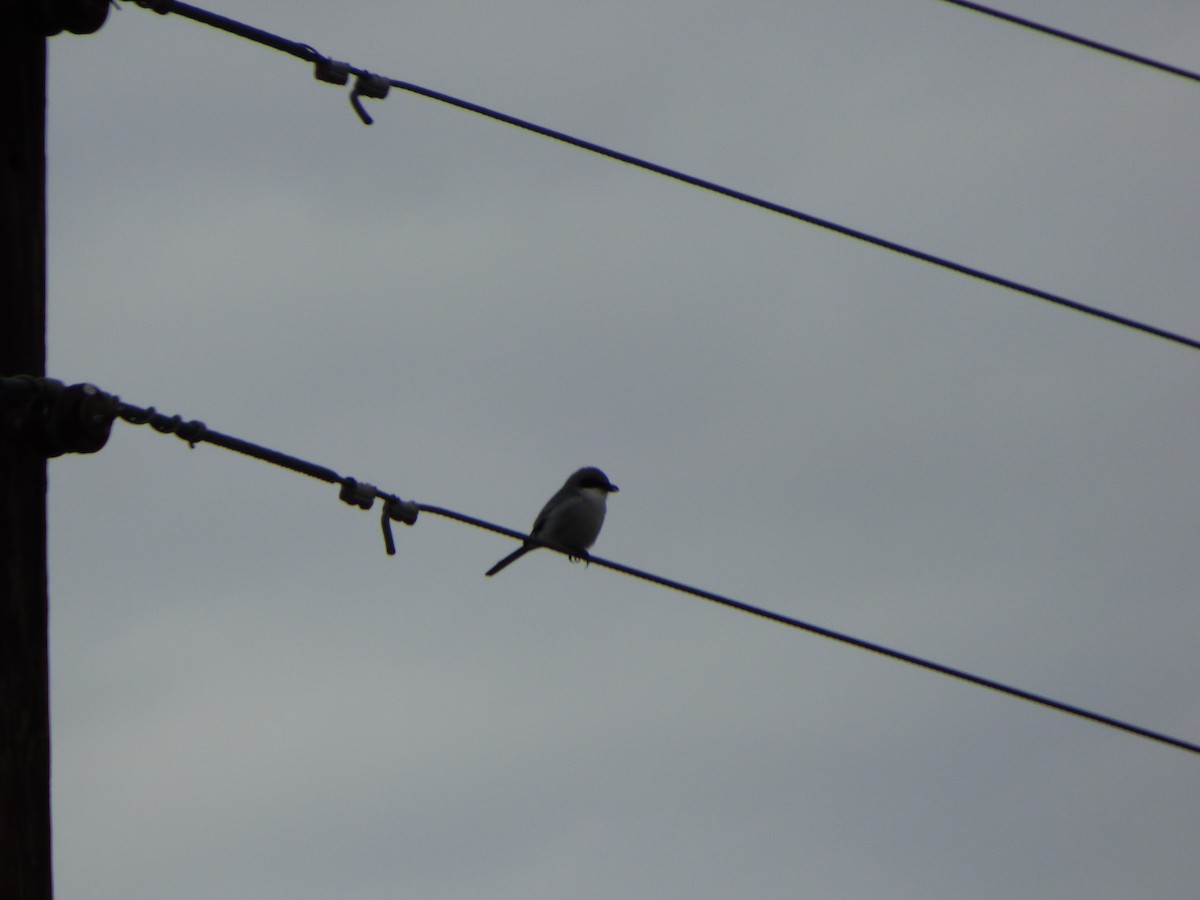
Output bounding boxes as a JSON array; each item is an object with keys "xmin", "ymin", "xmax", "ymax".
[
  {"xmin": 125, "ymin": 0, "xmax": 1200, "ymax": 354},
  {"xmin": 937, "ymin": 0, "xmax": 1200, "ymax": 83},
  {"xmin": 9, "ymin": 375, "xmax": 1195, "ymax": 757}
]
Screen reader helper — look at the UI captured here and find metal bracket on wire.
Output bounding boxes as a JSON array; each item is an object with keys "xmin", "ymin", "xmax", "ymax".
[
  {"xmin": 312, "ymin": 59, "xmax": 390, "ymax": 124},
  {"xmin": 338, "ymin": 478, "xmax": 418, "ymax": 555}
]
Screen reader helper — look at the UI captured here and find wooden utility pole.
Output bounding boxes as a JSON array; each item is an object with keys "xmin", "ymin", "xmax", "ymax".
[
  {"xmin": 1, "ymin": 15, "xmax": 52, "ymax": 899},
  {"xmin": 2, "ymin": 4, "xmax": 107, "ymax": 898}
]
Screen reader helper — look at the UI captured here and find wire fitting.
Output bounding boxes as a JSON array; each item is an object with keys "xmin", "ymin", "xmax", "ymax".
[
  {"xmin": 349, "ymin": 72, "xmax": 390, "ymax": 125},
  {"xmin": 1, "ymin": 375, "xmax": 117, "ymax": 457},
  {"xmin": 339, "ymin": 479, "xmax": 418, "ymax": 554},
  {"xmin": 380, "ymin": 497, "xmax": 419, "ymax": 555},
  {"xmin": 313, "ymin": 57, "xmax": 350, "ymax": 86},
  {"xmin": 339, "ymin": 477, "xmax": 377, "ymax": 510},
  {"xmin": 384, "ymin": 497, "xmax": 419, "ymax": 526},
  {"xmin": 312, "ymin": 58, "xmax": 389, "ymax": 125},
  {"xmin": 119, "ymin": 405, "xmax": 207, "ymax": 447}
]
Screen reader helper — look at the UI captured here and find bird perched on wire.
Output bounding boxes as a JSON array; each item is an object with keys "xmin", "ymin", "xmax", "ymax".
[{"xmin": 485, "ymin": 466, "xmax": 619, "ymax": 576}]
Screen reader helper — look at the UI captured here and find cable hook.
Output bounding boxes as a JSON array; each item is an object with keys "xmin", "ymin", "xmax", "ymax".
[
  {"xmin": 349, "ymin": 72, "xmax": 390, "ymax": 125},
  {"xmin": 380, "ymin": 497, "xmax": 419, "ymax": 556}
]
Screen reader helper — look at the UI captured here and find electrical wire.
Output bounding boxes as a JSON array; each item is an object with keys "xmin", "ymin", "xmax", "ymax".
[
  {"xmin": 384, "ymin": 77, "xmax": 1200, "ymax": 353},
  {"xmin": 126, "ymin": 1, "xmax": 1200, "ymax": 354},
  {"xmin": 424, "ymin": 501, "xmax": 1200, "ymax": 757},
  {"xmin": 49, "ymin": 379, "xmax": 1186, "ymax": 758},
  {"xmin": 937, "ymin": 0, "xmax": 1200, "ymax": 83}
]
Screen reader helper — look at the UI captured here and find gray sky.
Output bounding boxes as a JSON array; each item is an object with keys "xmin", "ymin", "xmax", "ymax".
[{"xmin": 45, "ymin": 2, "xmax": 1200, "ymax": 898}]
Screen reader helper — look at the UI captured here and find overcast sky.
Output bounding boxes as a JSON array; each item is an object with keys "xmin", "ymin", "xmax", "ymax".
[{"xmin": 44, "ymin": 2, "xmax": 1200, "ymax": 898}]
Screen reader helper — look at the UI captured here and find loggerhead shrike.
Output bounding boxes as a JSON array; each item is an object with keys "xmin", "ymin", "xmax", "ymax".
[{"xmin": 485, "ymin": 466, "xmax": 619, "ymax": 577}]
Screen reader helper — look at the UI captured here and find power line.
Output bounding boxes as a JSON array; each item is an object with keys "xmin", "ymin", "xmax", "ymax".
[
  {"xmin": 131, "ymin": 414, "xmax": 1200, "ymax": 758},
  {"xmin": 427, "ymin": 497, "xmax": 1200, "ymax": 758},
  {"xmin": 383, "ymin": 77, "xmax": 1200, "ymax": 354},
  {"xmin": 14, "ymin": 376, "xmax": 1188, "ymax": 756},
  {"xmin": 585, "ymin": 552, "xmax": 1200, "ymax": 757},
  {"xmin": 125, "ymin": 1, "xmax": 1200, "ymax": 354},
  {"xmin": 937, "ymin": 0, "xmax": 1200, "ymax": 83}
]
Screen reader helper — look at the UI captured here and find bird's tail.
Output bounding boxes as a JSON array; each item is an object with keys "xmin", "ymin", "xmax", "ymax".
[{"xmin": 485, "ymin": 544, "xmax": 533, "ymax": 577}]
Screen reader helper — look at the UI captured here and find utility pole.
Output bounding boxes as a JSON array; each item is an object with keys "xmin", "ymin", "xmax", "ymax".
[{"xmin": 2, "ymin": 4, "xmax": 107, "ymax": 898}]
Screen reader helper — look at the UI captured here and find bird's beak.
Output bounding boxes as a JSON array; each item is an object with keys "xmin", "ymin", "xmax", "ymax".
[{"xmin": 608, "ymin": 484, "xmax": 619, "ymax": 493}]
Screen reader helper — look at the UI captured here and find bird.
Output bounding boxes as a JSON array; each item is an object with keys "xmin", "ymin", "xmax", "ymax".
[{"xmin": 485, "ymin": 466, "xmax": 619, "ymax": 576}]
